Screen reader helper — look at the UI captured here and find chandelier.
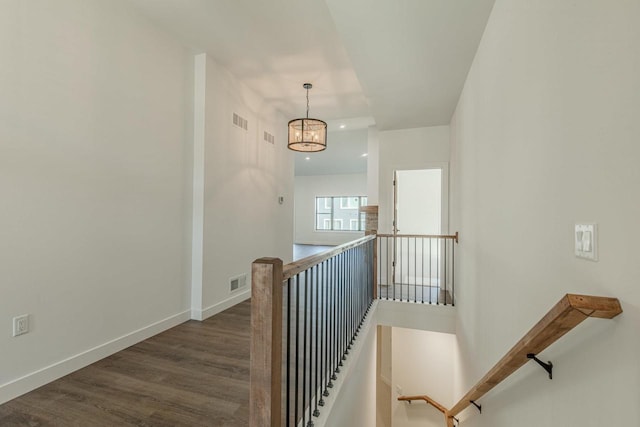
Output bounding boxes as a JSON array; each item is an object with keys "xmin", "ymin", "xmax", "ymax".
[{"xmin": 287, "ymin": 83, "xmax": 327, "ymax": 152}]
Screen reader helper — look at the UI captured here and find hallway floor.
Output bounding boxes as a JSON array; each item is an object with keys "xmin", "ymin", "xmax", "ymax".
[
  {"xmin": 293, "ymin": 244, "xmax": 334, "ymax": 261},
  {"xmin": 0, "ymin": 301, "xmax": 252, "ymax": 427}
]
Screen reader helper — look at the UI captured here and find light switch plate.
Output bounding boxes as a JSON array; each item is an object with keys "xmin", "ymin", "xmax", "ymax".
[{"xmin": 575, "ymin": 223, "xmax": 598, "ymax": 261}]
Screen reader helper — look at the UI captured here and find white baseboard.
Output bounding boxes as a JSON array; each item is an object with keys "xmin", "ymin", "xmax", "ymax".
[
  {"xmin": 0, "ymin": 309, "xmax": 191, "ymax": 405},
  {"xmin": 191, "ymin": 289, "xmax": 251, "ymax": 321}
]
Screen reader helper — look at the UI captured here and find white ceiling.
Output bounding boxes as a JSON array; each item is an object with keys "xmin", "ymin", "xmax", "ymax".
[
  {"xmin": 128, "ymin": 0, "xmax": 495, "ymax": 131},
  {"xmin": 127, "ymin": 0, "xmax": 494, "ymax": 175},
  {"xmin": 294, "ymin": 127, "xmax": 369, "ymax": 176},
  {"xmin": 326, "ymin": 0, "xmax": 496, "ymax": 130}
]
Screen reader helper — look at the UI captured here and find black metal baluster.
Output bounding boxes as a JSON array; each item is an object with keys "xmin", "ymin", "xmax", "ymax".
[
  {"xmin": 347, "ymin": 249, "xmax": 352, "ymax": 351},
  {"xmin": 358, "ymin": 246, "xmax": 362, "ymax": 329},
  {"xmin": 376, "ymin": 239, "xmax": 380, "ymax": 301},
  {"xmin": 443, "ymin": 239, "xmax": 448, "ymax": 306},
  {"xmin": 331, "ymin": 255, "xmax": 340, "ymax": 378},
  {"xmin": 392, "ymin": 237, "xmax": 395, "ymax": 301},
  {"xmin": 313, "ymin": 264, "xmax": 320, "ymax": 418},
  {"xmin": 322, "ymin": 259, "xmax": 329, "ymax": 402},
  {"xmin": 368, "ymin": 241, "xmax": 371, "ymax": 306},
  {"xmin": 406, "ymin": 236, "xmax": 409, "ymax": 302},
  {"xmin": 354, "ymin": 247, "xmax": 358, "ymax": 339},
  {"xmin": 353, "ymin": 247, "xmax": 357, "ymax": 337},
  {"xmin": 398, "ymin": 236, "xmax": 403, "ymax": 302},
  {"xmin": 295, "ymin": 274, "xmax": 300, "ymax": 425},
  {"xmin": 308, "ymin": 267, "xmax": 314, "ymax": 426},
  {"xmin": 429, "ymin": 237, "xmax": 433, "ymax": 304},
  {"xmin": 302, "ymin": 270, "xmax": 308, "ymax": 427},
  {"xmin": 338, "ymin": 253, "xmax": 344, "ymax": 371},
  {"xmin": 452, "ymin": 238, "xmax": 455, "ymax": 306},
  {"xmin": 286, "ymin": 277, "xmax": 291, "ymax": 426},
  {"xmin": 344, "ymin": 251, "xmax": 349, "ymax": 356},
  {"xmin": 421, "ymin": 237, "xmax": 425, "ymax": 304},
  {"xmin": 413, "ymin": 237, "xmax": 418, "ymax": 302},
  {"xmin": 340, "ymin": 252, "xmax": 347, "ymax": 366},
  {"xmin": 437, "ymin": 238, "xmax": 440, "ymax": 305}
]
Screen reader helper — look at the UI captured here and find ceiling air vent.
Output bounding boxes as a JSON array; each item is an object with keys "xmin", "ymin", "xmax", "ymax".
[
  {"xmin": 233, "ymin": 113, "xmax": 248, "ymax": 130},
  {"xmin": 264, "ymin": 131, "xmax": 275, "ymax": 144}
]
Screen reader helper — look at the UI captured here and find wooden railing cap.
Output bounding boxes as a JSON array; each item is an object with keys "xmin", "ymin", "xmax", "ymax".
[
  {"xmin": 252, "ymin": 257, "xmax": 284, "ymax": 266},
  {"xmin": 282, "ymin": 235, "xmax": 375, "ymax": 280}
]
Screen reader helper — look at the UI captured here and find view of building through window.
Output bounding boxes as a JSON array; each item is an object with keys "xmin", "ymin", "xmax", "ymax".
[{"xmin": 315, "ymin": 196, "xmax": 367, "ymax": 231}]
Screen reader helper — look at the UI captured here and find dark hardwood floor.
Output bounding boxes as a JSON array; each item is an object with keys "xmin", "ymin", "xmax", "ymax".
[{"xmin": 0, "ymin": 301, "xmax": 252, "ymax": 427}]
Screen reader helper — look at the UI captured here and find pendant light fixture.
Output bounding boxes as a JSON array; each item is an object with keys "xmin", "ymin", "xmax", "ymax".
[{"xmin": 288, "ymin": 83, "xmax": 327, "ymax": 152}]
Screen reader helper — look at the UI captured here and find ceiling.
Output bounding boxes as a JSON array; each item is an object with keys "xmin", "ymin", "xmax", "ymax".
[
  {"xmin": 294, "ymin": 127, "xmax": 369, "ymax": 176},
  {"xmin": 128, "ymin": 0, "xmax": 495, "ymax": 131},
  {"xmin": 128, "ymin": 0, "xmax": 494, "ymax": 176}
]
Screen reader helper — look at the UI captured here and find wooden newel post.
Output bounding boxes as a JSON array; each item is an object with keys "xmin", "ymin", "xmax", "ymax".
[{"xmin": 250, "ymin": 257, "xmax": 283, "ymax": 427}]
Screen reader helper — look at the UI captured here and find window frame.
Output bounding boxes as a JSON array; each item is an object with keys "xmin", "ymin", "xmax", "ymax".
[{"xmin": 315, "ymin": 196, "xmax": 367, "ymax": 232}]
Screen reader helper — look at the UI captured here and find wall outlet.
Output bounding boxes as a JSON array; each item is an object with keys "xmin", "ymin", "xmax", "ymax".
[{"xmin": 13, "ymin": 314, "xmax": 29, "ymax": 337}]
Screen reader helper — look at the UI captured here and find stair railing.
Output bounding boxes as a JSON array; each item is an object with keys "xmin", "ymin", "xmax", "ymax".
[
  {"xmin": 250, "ymin": 235, "xmax": 376, "ymax": 427},
  {"xmin": 377, "ymin": 232, "xmax": 458, "ymax": 305},
  {"xmin": 397, "ymin": 293, "xmax": 622, "ymax": 427}
]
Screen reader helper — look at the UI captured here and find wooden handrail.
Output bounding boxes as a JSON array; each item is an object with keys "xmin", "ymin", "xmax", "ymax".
[
  {"xmin": 398, "ymin": 294, "xmax": 622, "ymax": 426},
  {"xmin": 448, "ymin": 294, "xmax": 622, "ymax": 420},
  {"xmin": 398, "ymin": 394, "xmax": 449, "ymax": 414},
  {"xmin": 378, "ymin": 232, "xmax": 458, "ymax": 242},
  {"xmin": 283, "ymin": 234, "xmax": 376, "ymax": 280},
  {"xmin": 398, "ymin": 395, "xmax": 454, "ymax": 427}
]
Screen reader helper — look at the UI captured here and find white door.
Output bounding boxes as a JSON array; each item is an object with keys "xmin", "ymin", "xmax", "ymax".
[
  {"xmin": 394, "ymin": 168, "xmax": 443, "ymax": 235},
  {"xmin": 392, "ymin": 167, "xmax": 447, "ymax": 286}
]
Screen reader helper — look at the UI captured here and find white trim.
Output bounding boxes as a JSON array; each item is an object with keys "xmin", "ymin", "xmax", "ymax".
[
  {"xmin": 0, "ymin": 309, "xmax": 191, "ymax": 405},
  {"xmin": 191, "ymin": 53, "xmax": 207, "ymax": 312},
  {"xmin": 191, "ymin": 289, "xmax": 251, "ymax": 321}
]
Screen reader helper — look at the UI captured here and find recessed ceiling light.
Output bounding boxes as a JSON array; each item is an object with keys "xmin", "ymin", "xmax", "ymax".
[
  {"xmin": 361, "ymin": 153, "xmax": 368, "ymax": 157},
  {"xmin": 305, "ymin": 156, "xmax": 311, "ymax": 160},
  {"xmin": 339, "ymin": 124, "xmax": 346, "ymax": 129}
]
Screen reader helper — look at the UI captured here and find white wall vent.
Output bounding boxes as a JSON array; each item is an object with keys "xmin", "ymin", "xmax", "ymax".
[
  {"xmin": 232, "ymin": 113, "xmax": 248, "ymax": 130},
  {"xmin": 230, "ymin": 273, "xmax": 248, "ymax": 292},
  {"xmin": 263, "ymin": 131, "xmax": 275, "ymax": 144}
]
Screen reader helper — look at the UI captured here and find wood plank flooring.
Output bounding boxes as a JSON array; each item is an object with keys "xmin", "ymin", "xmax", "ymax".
[{"xmin": 0, "ymin": 301, "xmax": 252, "ymax": 427}]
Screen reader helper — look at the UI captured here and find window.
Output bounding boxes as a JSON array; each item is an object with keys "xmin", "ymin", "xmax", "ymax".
[
  {"xmin": 339, "ymin": 197, "xmax": 360, "ymax": 209},
  {"xmin": 315, "ymin": 196, "xmax": 368, "ymax": 231}
]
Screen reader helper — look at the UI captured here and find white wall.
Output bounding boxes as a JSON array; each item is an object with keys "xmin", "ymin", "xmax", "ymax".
[
  {"xmin": 367, "ymin": 126, "xmax": 380, "ymax": 205},
  {"xmin": 378, "ymin": 126, "xmax": 450, "ymax": 233},
  {"xmin": 0, "ymin": 0, "xmax": 190, "ymax": 402},
  {"xmin": 450, "ymin": 1, "xmax": 640, "ymax": 425},
  {"xmin": 392, "ymin": 328, "xmax": 457, "ymax": 427},
  {"xmin": 197, "ymin": 55, "xmax": 294, "ymax": 319},
  {"xmin": 294, "ymin": 174, "xmax": 366, "ymax": 245},
  {"xmin": 322, "ymin": 310, "xmax": 378, "ymax": 427}
]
